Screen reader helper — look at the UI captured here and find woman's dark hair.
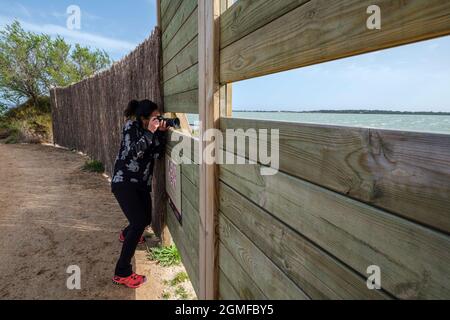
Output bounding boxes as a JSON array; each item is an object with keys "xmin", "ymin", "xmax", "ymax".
[{"xmin": 124, "ymin": 99, "xmax": 159, "ymax": 126}]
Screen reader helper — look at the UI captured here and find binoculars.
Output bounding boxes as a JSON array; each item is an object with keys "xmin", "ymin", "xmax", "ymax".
[{"xmin": 157, "ymin": 116, "xmax": 181, "ymax": 129}]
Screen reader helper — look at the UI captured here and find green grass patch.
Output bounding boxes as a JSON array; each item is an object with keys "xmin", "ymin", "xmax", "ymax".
[
  {"xmin": 4, "ymin": 127, "xmax": 21, "ymax": 144},
  {"xmin": 0, "ymin": 97, "xmax": 53, "ymax": 144},
  {"xmin": 175, "ymin": 286, "xmax": 189, "ymax": 300},
  {"xmin": 169, "ymin": 272, "xmax": 189, "ymax": 287},
  {"xmin": 82, "ymin": 159, "xmax": 105, "ymax": 173},
  {"xmin": 162, "ymin": 291, "xmax": 171, "ymax": 300},
  {"xmin": 147, "ymin": 245, "xmax": 181, "ymax": 267}
]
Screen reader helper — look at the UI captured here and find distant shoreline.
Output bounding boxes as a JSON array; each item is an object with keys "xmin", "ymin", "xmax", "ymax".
[{"xmin": 233, "ymin": 110, "xmax": 450, "ymax": 116}]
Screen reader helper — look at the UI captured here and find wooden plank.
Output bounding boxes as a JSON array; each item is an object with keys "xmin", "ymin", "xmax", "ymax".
[
  {"xmin": 162, "ymin": 0, "xmax": 198, "ymax": 49},
  {"xmin": 220, "ymin": 117, "xmax": 450, "ymax": 234},
  {"xmin": 150, "ymin": 7, "xmax": 171, "ymax": 245},
  {"xmin": 167, "ymin": 204, "xmax": 200, "ymax": 293},
  {"xmin": 181, "ymin": 186, "xmax": 200, "ymax": 246},
  {"xmin": 198, "ymin": 0, "xmax": 221, "ymax": 300},
  {"xmin": 219, "ymin": 181, "xmax": 389, "ymax": 300},
  {"xmin": 218, "ymin": 269, "xmax": 241, "ymax": 300},
  {"xmin": 164, "ymin": 89, "xmax": 198, "ymax": 114},
  {"xmin": 161, "ymin": 0, "xmax": 183, "ymax": 31},
  {"xmin": 163, "ymin": 7, "xmax": 198, "ymax": 66},
  {"xmin": 219, "ymin": 163, "xmax": 450, "ymax": 299},
  {"xmin": 182, "ymin": 163, "xmax": 199, "ymax": 188},
  {"xmin": 219, "ymin": 242, "xmax": 267, "ymax": 300},
  {"xmin": 220, "ymin": 0, "xmax": 309, "ymax": 49},
  {"xmin": 219, "ymin": 214, "xmax": 310, "ymax": 299},
  {"xmin": 219, "ymin": 0, "xmax": 233, "ymax": 118},
  {"xmin": 181, "ymin": 172, "xmax": 199, "ymax": 211},
  {"xmin": 160, "ymin": 0, "xmax": 172, "ymax": 19},
  {"xmin": 168, "ymin": 196, "xmax": 198, "ymax": 252},
  {"xmin": 163, "ymin": 64, "xmax": 198, "ymax": 96},
  {"xmin": 220, "ymin": 0, "xmax": 450, "ymax": 83},
  {"xmin": 156, "ymin": 0, "xmax": 161, "ymax": 27},
  {"xmin": 163, "ymin": 37, "xmax": 198, "ymax": 82},
  {"xmin": 166, "ymin": 131, "xmax": 199, "ymax": 164}
]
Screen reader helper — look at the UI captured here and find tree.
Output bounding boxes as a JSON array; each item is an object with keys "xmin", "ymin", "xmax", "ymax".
[
  {"xmin": 0, "ymin": 21, "xmax": 111, "ymax": 110},
  {"xmin": 70, "ymin": 44, "xmax": 111, "ymax": 83},
  {"xmin": 0, "ymin": 103, "xmax": 6, "ymax": 117}
]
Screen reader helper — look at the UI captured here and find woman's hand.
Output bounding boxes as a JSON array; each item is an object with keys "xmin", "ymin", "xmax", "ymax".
[
  {"xmin": 148, "ymin": 117, "xmax": 160, "ymax": 133},
  {"xmin": 159, "ymin": 120, "xmax": 169, "ymax": 132}
]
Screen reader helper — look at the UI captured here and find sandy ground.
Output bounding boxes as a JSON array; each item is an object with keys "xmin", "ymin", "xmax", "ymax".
[{"xmin": 0, "ymin": 143, "xmax": 195, "ymax": 300}]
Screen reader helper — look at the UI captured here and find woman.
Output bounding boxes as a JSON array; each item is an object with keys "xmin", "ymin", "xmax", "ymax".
[{"xmin": 111, "ymin": 99, "xmax": 168, "ymax": 289}]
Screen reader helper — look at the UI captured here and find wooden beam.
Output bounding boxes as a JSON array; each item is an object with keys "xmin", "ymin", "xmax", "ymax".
[
  {"xmin": 219, "ymin": 0, "xmax": 233, "ymax": 117},
  {"xmin": 167, "ymin": 203, "xmax": 200, "ymax": 293},
  {"xmin": 162, "ymin": 0, "xmax": 198, "ymax": 50},
  {"xmin": 163, "ymin": 36, "xmax": 198, "ymax": 83},
  {"xmin": 219, "ymin": 179, "xmax": 390, "ymax": 299},
  {"xmin": 220, "ymin": 0, "xmax": 310, "ymax": 49},
  {"xmin": 219, "ymin": 269, "xmax": 241, "ymax": 300},
  {"xmin": 163, "ymin": 63, "xmax": 198, "ymax": 96},
  {"xmin": 220, "ymin": 0, "xmax": 450, "ymax": 83},
  {"xmin": 219, "ymin": 214, "xmax": 310, "ymax": 299},
  {"xmin": 219, "ymin": 164, "xmax": 450, "ymax": 299},
  {"xmin": 198, "ymin": 0, "xmax": 221, "ymax": 300},
  {"xmin": 221, "ymin": 117, "xmax": 450, "ymax": 234},
  {"xmin": 161, "ymin": 0, "xmax": 184, "ymax": 33},
  {"xmin": 166, "ymin": 131, "xmax": 199, "ymax": 164},
  {"xmin": 219, "ymin": 243, "xmax": 268, "ymax": 300},
  {"xmin": 164, "ymin": 89, "xmax": 199, "ymax": 114},
  {"xmin": 163, "ymin": 7, "xmax": 198, "ymax": 66},
  {"xmin": 160, "ymin": 0, "xmax": 172, "ymax": 20},
  {"xmin": 156, "ymin": 0, "xmax": 161, "ymax": 28}
]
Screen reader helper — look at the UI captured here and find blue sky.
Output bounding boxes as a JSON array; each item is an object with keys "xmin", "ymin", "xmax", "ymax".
[
  {"xmin": 0, "ymin": 0, "xmax": 157, "ymax": 60},
  {"xmin": 1, "ymin": 1, "xmax": 449, "ymax": 112},
  {"xmin": 233, "ymin": 37, "xmax": 450, "ymax": 112}
]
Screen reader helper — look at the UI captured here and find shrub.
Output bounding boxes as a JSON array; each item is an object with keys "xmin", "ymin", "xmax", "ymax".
[
  {"xmin": 147, "ymin": 245, "xmax": 181, "ymax": 267},
  {"xmin": 0, "ymin": 97, "xmax": 53, "ymax": 144},
  {"xmin": 169, "ymin": 272, "xmax": 189, "ymax": 286},
  {"xmin": 4, "ymin": 127, "xmax": 22, "ymax": 144},
  {"xmin": 175, "ymin": 286, "xmax": 189, "ymax": 300},
  {"xmin": 82, "ymin": 159, "xmax": 105, "ymax": 173}
]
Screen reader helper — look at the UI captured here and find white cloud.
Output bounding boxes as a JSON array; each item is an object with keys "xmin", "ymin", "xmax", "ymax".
[
  {"xmin": 51, "ymin": 10, "xmax": 101, "ymax": 21},
  {"xmin": 0, "ymin": 15, "xmax": 135, "ymax": 53},
  {"xmin": 15, "ymin": 3, "xmax": 32, "ymax": 17}
]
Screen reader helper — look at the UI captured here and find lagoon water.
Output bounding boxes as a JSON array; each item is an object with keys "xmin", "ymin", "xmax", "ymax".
[
  {"xmin": 187, "ymin": 112, "xmax": 450, "ymax": 134},
  {"xmin": 231, "ymin": 112, "xmax": 450, "ymax": 134}
]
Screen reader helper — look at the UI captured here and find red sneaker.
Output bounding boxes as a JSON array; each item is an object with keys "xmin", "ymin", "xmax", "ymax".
[
  {"xmin": 119, "ymin": 230, "xmax": 145, "ymax": 245},
  {"xmin": 112, "ymin": 273, "xmax": 147, "ymax": 289}
]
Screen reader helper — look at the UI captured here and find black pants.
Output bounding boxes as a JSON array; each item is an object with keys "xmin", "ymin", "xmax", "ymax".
[{"xmin": 113, "ymin": 185, "xmax": 152, "ymax": 277}]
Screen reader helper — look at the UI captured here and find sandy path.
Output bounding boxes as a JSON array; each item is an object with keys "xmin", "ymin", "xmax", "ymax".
[{"xmin": 0, "ymin": 143, "xmax": 169, "ymax": 300}]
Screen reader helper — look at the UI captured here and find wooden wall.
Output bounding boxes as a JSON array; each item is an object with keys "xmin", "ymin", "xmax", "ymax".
[
  {"xmin": 160, "ymin": 0, "xmax": 201, "ymax": 295},
  {"xmin": 219, "ymin": 0, "xmax": 450, "ymax": 83},
  {"xmin": 165, "ymin": 130, "xmax": 201, "ymax": 295},
  {"xmin": 160, "ymin": 0, "xmax": 450, "ymax": 300},
  {"xmin": 161, "ymin": 0, "xmax": 199, "ymax": 114},
  {"xmin": 218, "ymin": 119, "xmax": 450, "ymax": 300}
]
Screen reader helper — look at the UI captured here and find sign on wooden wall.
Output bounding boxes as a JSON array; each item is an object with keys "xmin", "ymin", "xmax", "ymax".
[{"xmin": 166, "ymin": 155, "xmax": 182, "ymax": 224}]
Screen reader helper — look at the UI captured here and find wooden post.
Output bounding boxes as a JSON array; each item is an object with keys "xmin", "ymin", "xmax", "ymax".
[
  {"xmin": 156, "ymin": 0, "xmax": 161, "ymax": 28},
  {"xmin": 198, "ymin": 0, "xmax": 221, "ymax": 300},
  {"xmin": 219, "ymin": 1, "xmax": 232, "ymax": 117},
  {"xmin": 152, "ymin": 0, "xmax": 172, "ymax": 246}
]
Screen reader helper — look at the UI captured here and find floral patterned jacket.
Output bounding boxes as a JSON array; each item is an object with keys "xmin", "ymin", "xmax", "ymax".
[{"xmin": 111, "ymin": 120, "xmax": 166, "ymax": 192}]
